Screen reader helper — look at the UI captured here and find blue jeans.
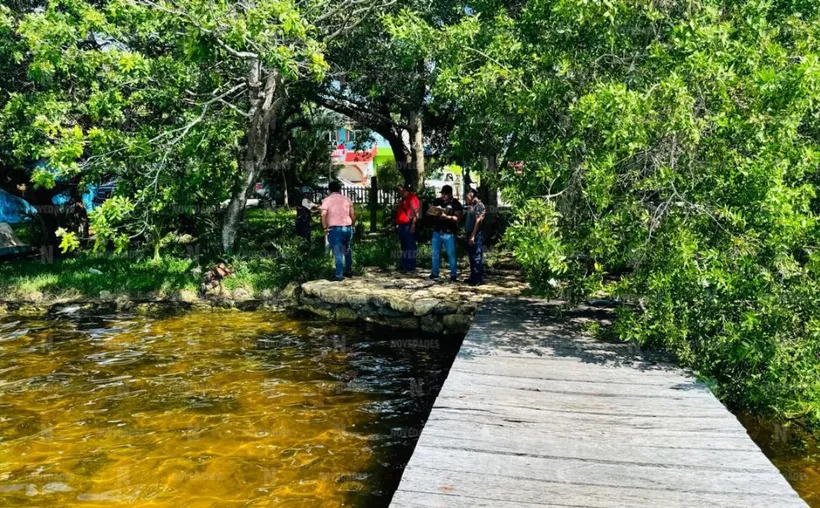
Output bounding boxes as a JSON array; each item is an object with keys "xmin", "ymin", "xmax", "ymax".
[
  {"xmin": 398, "ymin": 224, "xmax": 417, "ymax": 271},
  {"xmin": 431, "ymin": 231, "xmax": 457, "ymax": 279},
  {"xmin": 328, "ymin": 226, "xmax": 353, "ymax": 280},
  {"xmin": 467, "ymin": 232, "xmax": 484, "ymax": 284}
]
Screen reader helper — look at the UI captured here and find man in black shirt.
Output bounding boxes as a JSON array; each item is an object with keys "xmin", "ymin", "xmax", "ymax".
[{"xmin": 428, "ymin": 185, "xmax": 463, "ymax": 281}]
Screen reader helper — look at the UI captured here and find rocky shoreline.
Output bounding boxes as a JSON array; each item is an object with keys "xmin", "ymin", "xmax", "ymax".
[
  {"xmin": 0, "ymin": 266, "xmax": 526, "ymax": 335},
  {"xmin": 283, "ymin": 267, "xmax": 527, "ymax": 335},
  {"xmin": 0, "ymin": 294, "xmax": 286, "ymax": 318}
]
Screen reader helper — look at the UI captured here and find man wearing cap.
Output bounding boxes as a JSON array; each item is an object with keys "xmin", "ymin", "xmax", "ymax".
[
  {"xmin": 396, "ymin": 183, "xmax": 420, "ymax": 273},
  {"xmin": 320, "ymin": 180, "xmax": 356, "ymax": 281},
  {"xmin": 428, "ymin": 184, "xmax": 463, "ymax": 282},
  {"xmin": 295, "ymin": 186, "xmax": 317, "ymax": 247}
]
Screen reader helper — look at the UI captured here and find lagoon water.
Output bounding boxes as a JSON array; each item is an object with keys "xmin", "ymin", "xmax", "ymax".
[{"xmin": 0, "ymin": 310, "xmax": 459, "ymax": 507}]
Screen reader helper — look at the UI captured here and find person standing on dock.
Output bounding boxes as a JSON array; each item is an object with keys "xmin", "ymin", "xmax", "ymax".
[
  {"xmin": 396, "ymin": 183, "xmax": 420, "ymax": 273},
  {"xmin": 321, "ymin": 181, "xmax": 356, "ymax": 281},
  {"xmin": 427, "ymin": 184, "xmax": 463, "ymax": 282},
  {"xmin": 464, "ymin": 188, "xmax": 486, "ymax": 286}
]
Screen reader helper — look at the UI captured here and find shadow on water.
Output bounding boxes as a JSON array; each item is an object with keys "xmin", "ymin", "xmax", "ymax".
[
  {"xmin": 246, "ymin": 316, "xmax": 463, "ymax": 507},
  {"xmin": 0, "ymin": 310, "xmax": 462, "ymax": 507}
]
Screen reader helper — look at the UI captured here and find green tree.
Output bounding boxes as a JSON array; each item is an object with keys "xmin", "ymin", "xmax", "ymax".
[
  {"xmin": 315, "ymin": 1, "xmax": 466, "ymax": 188},
  {"xmin": 436, "ymin": 1, "xmax": 820, "ymax": 425},
  {"xmin": 0, "ymin": 1, "xmax": 125, "ymax": 247},
  {"xmin": 122, "ymin": 0, "xmax": 330, "ymax": 253},
  {"xmin": 1, "ymin": 0, "xmax": 350, "ymax": 256}
]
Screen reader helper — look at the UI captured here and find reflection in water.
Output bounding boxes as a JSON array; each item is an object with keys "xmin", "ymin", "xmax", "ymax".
[
  {"xmin": 0, "ymin": 311, "xmax": 460, "ymax": 507},
  {"xmin": 739, "ymin": 414, "xmax": 820, "ymax": 507}
]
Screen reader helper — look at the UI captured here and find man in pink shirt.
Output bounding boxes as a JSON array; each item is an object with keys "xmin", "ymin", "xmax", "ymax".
[{"xmin": 320, "ymin": 180, "xmax": 356, "ymax": 281}]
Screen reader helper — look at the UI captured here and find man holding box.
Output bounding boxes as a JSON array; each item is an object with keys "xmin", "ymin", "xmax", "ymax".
[{"xmin": 427, "ymin": 185, "xmax": 463, "ymax": 282}]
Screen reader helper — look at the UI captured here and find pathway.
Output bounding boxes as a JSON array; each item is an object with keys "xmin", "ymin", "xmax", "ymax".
[{"xmin": 390, "ymin": 298, "xmax": 808, "ymax": 508}]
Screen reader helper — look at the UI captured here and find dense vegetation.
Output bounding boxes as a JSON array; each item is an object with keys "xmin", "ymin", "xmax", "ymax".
[
  {"xmin": 2, "ymin": 1, "xmax": 820, "ymax": 428},
  {"xmin": 432, "ymin": 1, "xmax": 820, "ymax": 428}
]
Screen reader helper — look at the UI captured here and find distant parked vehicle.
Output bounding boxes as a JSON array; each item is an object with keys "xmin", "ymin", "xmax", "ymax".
[
  {"xmin": 254, "ymin": 182, "xmax": 270, "ymax": 198},
  {"xmin": 424, "ymin": 170, "xmax": 458, "ymax": 193}
]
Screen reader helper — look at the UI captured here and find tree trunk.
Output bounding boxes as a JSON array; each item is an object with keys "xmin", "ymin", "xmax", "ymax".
[
  {"xmin": 379, "ymin": 128, "xmax": 412, "ymax": 186},
  {"xmin": 281, "ymin": 160, "xmax": 289, "ymax": 209},
  {"xmin": 480, "ymin": 153, "xmax": 499, "ymax": 241},
  {"xmin": 2, "ymin": 169, "xmax": 72, "ymax": 249},
  {"xmin": 28, "ymin": 186, "xmax": 64, "ymax": 250},
  {"xmin": 222, "ymin": 63, "xmax": 283, "ymax": 253},
  {"xmin": 407, "ymin": 109, "xmax": 425, "ymax": 190}
]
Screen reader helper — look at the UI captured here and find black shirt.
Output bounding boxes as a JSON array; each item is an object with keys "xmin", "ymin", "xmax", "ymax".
[{"xmin": 431, "ymin": 197, "xmax": 463, "ymax": 235}]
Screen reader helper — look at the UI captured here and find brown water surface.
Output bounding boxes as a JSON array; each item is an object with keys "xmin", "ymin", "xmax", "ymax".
[
  {"xmin": 739, "ymin": 414, "xmax": 820, "ymax": 507},
  {"xmin": 0, "ymin": 310, "xmax": 459, "ymax": 507}
]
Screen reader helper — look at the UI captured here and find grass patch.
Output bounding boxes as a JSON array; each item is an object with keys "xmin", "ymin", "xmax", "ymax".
[
  {"xmin": 0, "ymin": 254, "xmax": 198, "ymax": 300},
  {"xmin": 1, "ymin": 208, "xmax": 501, "ymax": 300},
  {"xmin": 10, "ymin": 221, "xmax": 33, "ymax": 246}
]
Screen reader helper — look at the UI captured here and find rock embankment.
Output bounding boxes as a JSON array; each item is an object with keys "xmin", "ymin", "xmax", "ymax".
[{"xmin": 284, "ymin": 268, "xmax": 527, "ymax": 335}]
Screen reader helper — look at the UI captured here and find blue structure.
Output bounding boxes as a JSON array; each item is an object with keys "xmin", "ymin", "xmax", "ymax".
[
  {"xmin": 0, "ymin": 190, "xmax": 35, "ymax": 224},
  {"xmin": 0, "ymin": 187, "xmax": 97, "ymax": 224}
]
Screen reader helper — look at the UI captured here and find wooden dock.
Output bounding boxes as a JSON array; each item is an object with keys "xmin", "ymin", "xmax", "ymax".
[{"xmin": 390, "ymin": 298, "xmax": 807, "ymax": 508}]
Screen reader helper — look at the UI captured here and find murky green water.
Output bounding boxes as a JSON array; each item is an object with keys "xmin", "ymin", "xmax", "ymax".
[{"xmin": 0, "ymin": 310, "xmax": 459, "ymax": 507}]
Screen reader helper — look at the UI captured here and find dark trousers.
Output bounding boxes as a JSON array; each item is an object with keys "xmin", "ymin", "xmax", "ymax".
[
  {"xmin": 467, "ymin": 232, "xmax": 484, "ymax": 284},
  {"xmin": 296, "ymin": 225, "xmax": 311, "ymax": 247},
  {"xmin": 398, "ymin": 224, "xmax": 417, "ymax": 271}
]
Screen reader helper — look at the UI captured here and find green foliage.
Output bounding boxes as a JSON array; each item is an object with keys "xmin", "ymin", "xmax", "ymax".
[
  {"xmin": 0, "ymin": 208, "xmax": 411, "ymax": 299},
  {"xmin": 1, "ymin": 0, "xmax": 338, "ymax": 255},
  {"xmin": 504, "ymin": 199, "xmax": 567, "ymax": 292},
  {"xmin": 375, "ymin": 159, "xmax": 403, "ymax": 189},
  {"xmin": 5, "ymin": 0, "xmax": 820, "ymax": 433},
  {"xmin": 431, "ymin": 0, "xmax": 820, "ymax": 427}
]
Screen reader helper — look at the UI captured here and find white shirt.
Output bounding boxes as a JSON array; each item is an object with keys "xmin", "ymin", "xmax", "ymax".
[{"xmin": 302, "ymin": 198, "xmax": 316, "ymax": 210}]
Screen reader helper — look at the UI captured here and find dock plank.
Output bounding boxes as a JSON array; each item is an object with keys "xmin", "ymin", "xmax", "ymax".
[{"xmin": 390, "ymin": 299, "xmax": 807, "ymax": 508}]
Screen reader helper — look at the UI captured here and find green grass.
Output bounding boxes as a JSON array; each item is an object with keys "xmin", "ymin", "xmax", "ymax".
[
  {"xmin": 0, "ymin": 207, "xmax": 501, "ymax": 301},
  {"xmin": 225, "ymin": 207, "xmax": 405, "ymax": 291},
  {"xmin": 0, "ymin": 254, "xmax": 199, "ymax": 300},
  {"xmin": 10, "ymin": 222, "xmax": 32, "ymax": 246}
]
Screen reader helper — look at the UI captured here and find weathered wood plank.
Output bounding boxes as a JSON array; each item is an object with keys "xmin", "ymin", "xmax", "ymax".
[
  {"xmin": 404, "ymin": 446, "xmax": 796, "ymax": 496},
  {"xmin": 446, "ymin": 357, "xmax": 697, "ymax": 385},
  {"xmin": 393, "ymin": 466, "xmax": 804, "ymax": 508},
  {"xmin": 427, "ymin": 406, "xmax": 757, "ymax": 438},
  {"xmin": 411, "ymin": 432, "xmax": 774, "ymax": 471},
  {"xmin": 423, "ymin": 413, "xmax": 761, "ymax": 452},
  {"xmin": 442, "ymin": 369, "xmax": 716, "ymax": 399},
  {"xmin": 434, "ymin": 384, "xmax": 728, "ymax": 416},
  {"xmin": 391, "ymin": 298, "xmax": 807, "ymax": 507}
]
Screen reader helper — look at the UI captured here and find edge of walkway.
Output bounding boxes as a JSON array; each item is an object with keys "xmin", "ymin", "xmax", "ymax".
[{"xmin": 390, "ymin": 297, "xmax": 808, "ymax": 508}]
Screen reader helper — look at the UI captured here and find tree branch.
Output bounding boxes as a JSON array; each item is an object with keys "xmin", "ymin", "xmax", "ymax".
[{"xmin": 131, "ymin": 0, "xmax": 259, "ymax": 60}]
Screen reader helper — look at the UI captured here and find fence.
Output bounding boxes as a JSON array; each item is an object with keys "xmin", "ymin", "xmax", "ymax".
[{"xmin": 310, "ymin": 185, "xmax": 400, "ymax": 206}]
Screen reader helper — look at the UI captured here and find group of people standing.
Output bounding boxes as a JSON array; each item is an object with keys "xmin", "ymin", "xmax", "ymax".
[
  {"xmin": 396, "ymin": 183, "xmax": 486, "ymax": 286},
  {"xmin": 296, "ymin": 180, "xmax": 486, "ymax": 285}
]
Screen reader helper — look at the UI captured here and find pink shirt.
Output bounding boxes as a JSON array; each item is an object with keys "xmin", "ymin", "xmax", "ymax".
[{"xmin": 320, "ymin": 192, "xmax": 353, "ymax": 227}]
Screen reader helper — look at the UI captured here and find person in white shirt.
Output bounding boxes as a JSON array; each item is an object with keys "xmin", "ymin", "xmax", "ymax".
[{"xmin": 296, "ymin": 186, "xmax": 317, "ymax": 247}]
